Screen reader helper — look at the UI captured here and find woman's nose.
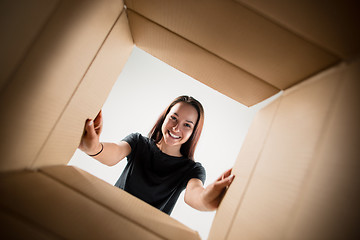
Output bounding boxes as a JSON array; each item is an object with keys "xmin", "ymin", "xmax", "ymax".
[{"xmin": 172, "ymin": 124, "xmax": 180, "ymax": 131}]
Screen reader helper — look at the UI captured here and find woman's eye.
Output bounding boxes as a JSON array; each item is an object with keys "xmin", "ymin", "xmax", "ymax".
[
  {"xmin": 184, "ymin": 123, "xmax": 191, "ymax": 128},
  {"xmin": 170, "ymin": 116, "xmax": 177, "ymax": 120}
]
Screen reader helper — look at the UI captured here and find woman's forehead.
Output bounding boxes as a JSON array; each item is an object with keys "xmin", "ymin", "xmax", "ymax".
[{"xmin": 170, "ymin": 102, "xmax": 198, "ymax": 121}]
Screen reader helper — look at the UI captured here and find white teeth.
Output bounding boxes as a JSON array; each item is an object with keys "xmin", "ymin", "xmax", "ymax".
[{"xmin": 168, "ymin": 131, "xmax": 181, "ymax": 139}]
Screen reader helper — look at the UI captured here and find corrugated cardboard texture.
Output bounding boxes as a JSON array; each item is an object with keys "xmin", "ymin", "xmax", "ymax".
[
  {"xmin": 236, "ymin": 0, "xmax": 360, "ymax": 60},
  {"xmin": 40, "ymin": 165, "xmax": 201, "ymax": 239},
  {"xmin": 0, "ymin": 0, "xmax": 59, "ymax": 90},
  {"xmin": 32, "ymin": 11, "xmax": 134, "ymax": 169},
  {"xmin": 0, "ymin": 0, "xmax": 132, "ymax": 172},
  {"xmin": 1, "ymin": 1, "xmax": 359, "ymax": 239},
  {"xmin": 209, "ymin": 59, "xmax": 360, "ymax": 239},
  {"xmin": 0, "ymin": 166, "xmax": 200, "ymax": 239},
  {"xmin": 127, "ymin": 10, "xmax": 279, "ymax": 107},
  {"xmin": 283, "ymin": 60, "xmax": 360, "ymax": 240},
  {"xmin": 209, "ymin": 96, "xmax": 282, "ymax": 239},
  {"xmin": 0, "ymin": 210, "xmax": 61, "ymax": 239},
  {"xmin": 125, "ymin": 0, "xmax": 339, "ymax": 104}
]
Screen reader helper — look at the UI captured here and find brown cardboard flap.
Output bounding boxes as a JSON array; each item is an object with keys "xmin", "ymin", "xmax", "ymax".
[
  {"xmin": 226, "ymin": 66, "xmax": 341, "ymax": 239},
  {"xmin": 209, "ymin": 59, "xmax": 360, "ymax": 239},
  {"xmin": 0, "ymin": 0, "xmax": 126, "ymax": 172},
  {"xmin": 209, "ymin": 96, "xmax": 282, "ymax": 240},
  {"xmin": 284, "ymin": 60, "xmax": 360, "ymax": 240},
  {"xmin": 127, "ymin": 10, "xmax": 279, "ymax": 107},
  {"xmin": 40, "ymin": 165, "xmax": 201, "ymax": 239},
  {"xmin": 236, "ymin": 0, "xmax": 360, "ymax": 60},
  {"xmin": 0, "ymin": 169, "xmax": 161, "ymax": 239},
  {"xmin": 0, "ymin": 166, "xmax": 201, "ymax": 239},
  {"xmin": 0, "ymin": 0, "xmax": 59, "ymax": 90},
  {"xmin": 125, "ymin": 0, "xmax": 338, "ymax": 91},
  {"xmin": 32, "ymin": 11, "xmax": 134, "ymax": 169},
  {"xmin": 0, "ymin": 210, "xmax": 58, "ymax": 240}
]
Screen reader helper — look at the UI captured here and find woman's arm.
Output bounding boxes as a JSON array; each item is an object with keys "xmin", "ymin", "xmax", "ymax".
[
  {"xmin": 184, "ymin": 169, "xmax": 234, "ymax": 211},
  {"xmin": 88, "ymin": 141, "xmax": 131, "ymax": 166},
  {"xmin": 78, "ymin": 110, "xmax": 131, "ymax": 166}
]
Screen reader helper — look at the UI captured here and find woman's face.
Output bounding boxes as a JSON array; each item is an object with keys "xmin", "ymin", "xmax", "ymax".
[{"xmin": 161, "ymin": 102, "xmax": 198, "ymax": 147}]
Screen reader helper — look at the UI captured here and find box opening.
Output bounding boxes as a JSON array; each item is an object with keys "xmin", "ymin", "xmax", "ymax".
[{"xmin": 68, "ymin": 46, "xmax": 281, "ymax": 239}]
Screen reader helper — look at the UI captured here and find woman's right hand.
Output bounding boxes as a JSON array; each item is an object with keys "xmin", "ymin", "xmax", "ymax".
[{"xmin": 78, "ymin": 110, "xmax": 103, "ymax": 155}]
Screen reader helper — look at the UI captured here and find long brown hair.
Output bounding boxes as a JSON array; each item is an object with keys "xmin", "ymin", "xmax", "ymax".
[{"xmin": 148, "ymin": 96, "xmax": 204, "ymax": 160}]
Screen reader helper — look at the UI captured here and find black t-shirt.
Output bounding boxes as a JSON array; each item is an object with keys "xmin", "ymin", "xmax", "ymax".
[{"xmin": 114, "ymin": 133, "xmax": 206, "ymax": 215}]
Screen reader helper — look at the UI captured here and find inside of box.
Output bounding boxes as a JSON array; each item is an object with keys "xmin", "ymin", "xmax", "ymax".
[
  {"xmin": 1, "ymin": 0, "xmax": 359, "ymax": 239},
  {"xmin": 68, "ymin": 46, "xmax": 282, "ymax": 239}
]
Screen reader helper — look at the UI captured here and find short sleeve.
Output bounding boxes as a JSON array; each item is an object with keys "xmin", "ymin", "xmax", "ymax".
[
  {"xmin": 187, "ymin": 162, "xmax": 206, "ymax": 185},
  {"xmin": 121, "ymin": 132, "xmax": 140, "ymax": 159}
]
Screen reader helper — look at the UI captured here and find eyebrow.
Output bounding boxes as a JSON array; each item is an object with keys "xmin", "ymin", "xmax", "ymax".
[{"xmin": 173, "ymin": 113, "xmax": 194, "ymax": 125}]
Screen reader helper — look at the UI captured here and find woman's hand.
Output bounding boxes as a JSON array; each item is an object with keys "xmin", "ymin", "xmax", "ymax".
[
  {"xmin": 78, "ymin": 110, "xmax": 103, "ymax": 155},
  {"xmin": 201, "ymin": 168, "xmax": 235, "ymax": 210},
  {"xmin": 185, "ymin": 168, "xmax": 235, "ymax": 211}
]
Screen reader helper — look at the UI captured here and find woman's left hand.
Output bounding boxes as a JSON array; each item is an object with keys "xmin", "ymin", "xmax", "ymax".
[{"xmin": 201, "ymin": 168, "xmax": 235, "ymax": 210}]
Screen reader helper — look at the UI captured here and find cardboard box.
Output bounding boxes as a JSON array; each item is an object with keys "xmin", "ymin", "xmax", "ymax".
[
  {"xmin": 210, "ymin": 60, "xmax": 360, "ymax": 239},
  {"xmin": 0, "ymin": 165, "xmax": 201, "ymax": 239},
  {"xmin": 0, "ymin": 0, "xmax": 132, "ymax": 171},
  {"xmin": 0, "ymin": 0, "xmax": 359, "ymax": 239}
]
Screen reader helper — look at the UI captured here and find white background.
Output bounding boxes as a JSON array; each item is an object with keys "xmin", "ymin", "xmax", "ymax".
[{"xmin": 68, "ymin": 47, "xmax": 280, "ymax": 239}]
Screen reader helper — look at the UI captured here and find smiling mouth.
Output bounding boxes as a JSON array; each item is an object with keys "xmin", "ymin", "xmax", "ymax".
[{"xmin": 168, "ymin": 130, "xmax": 181, "ymax": 139}]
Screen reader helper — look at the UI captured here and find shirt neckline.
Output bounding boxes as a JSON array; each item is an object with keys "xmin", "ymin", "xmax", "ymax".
[{"xmin": 150, "ymin": 139, "xmax": 186, "ymax": 160}]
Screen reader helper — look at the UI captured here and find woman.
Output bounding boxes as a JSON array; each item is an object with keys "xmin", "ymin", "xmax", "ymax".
[{"xmin": 79, "ymin": 96, "xmax": 234, "ymax": 215}]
